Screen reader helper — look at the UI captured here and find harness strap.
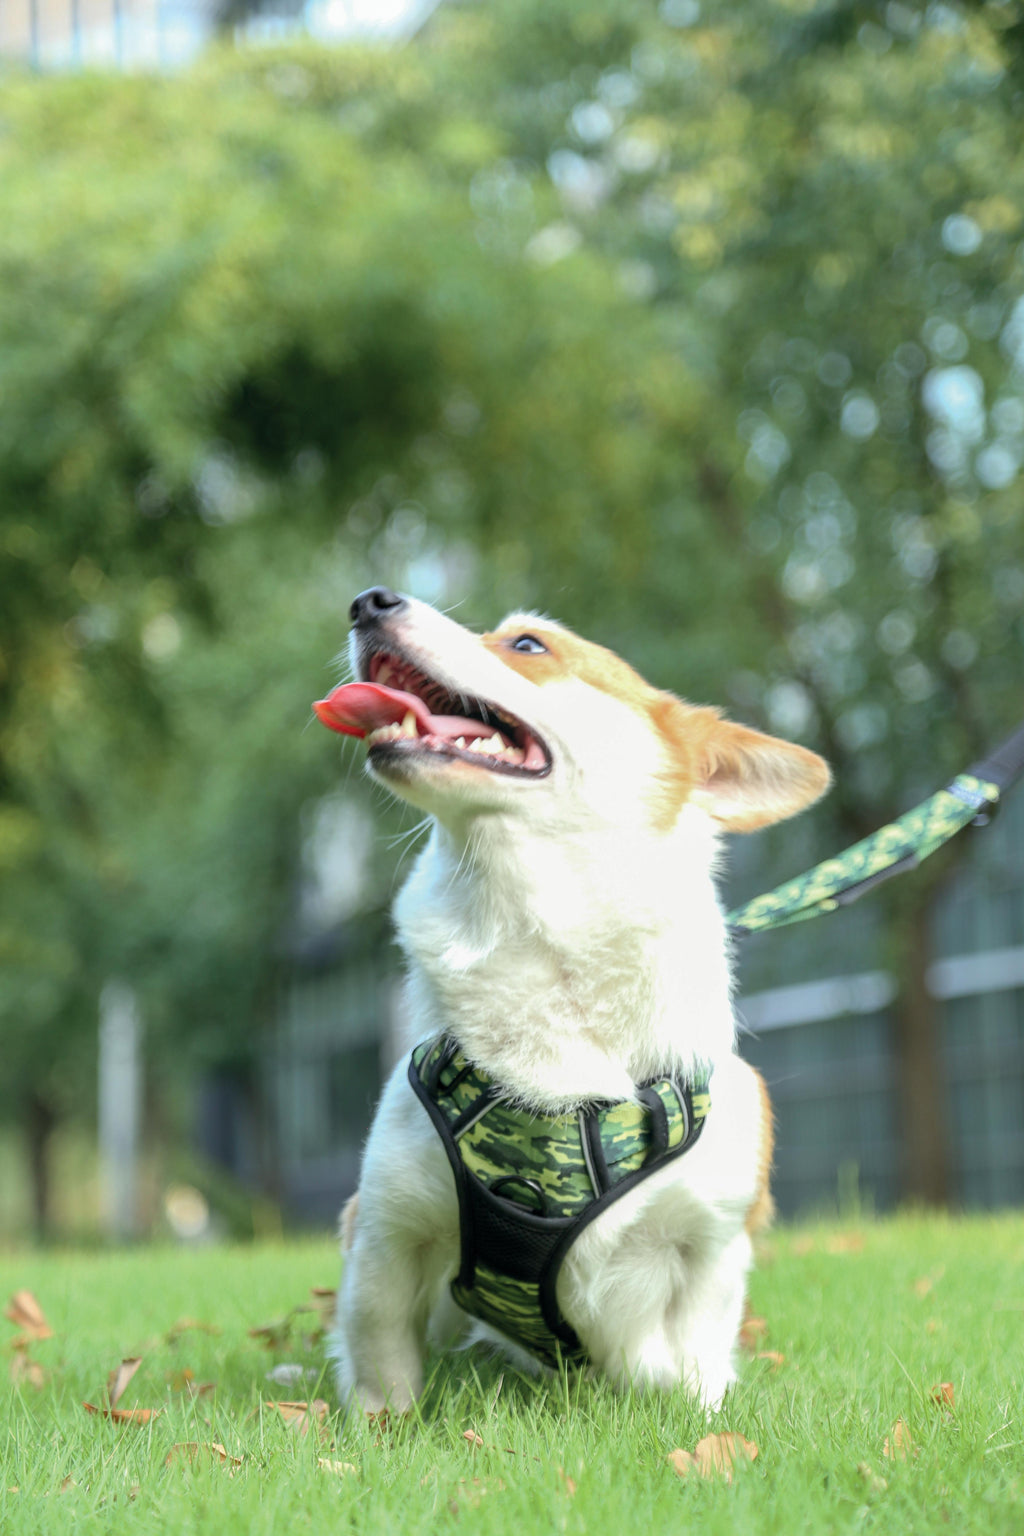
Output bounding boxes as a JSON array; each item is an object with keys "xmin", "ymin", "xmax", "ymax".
[{"xmin": 409, "ymin": 1038, "xmax": 711, "ymax": 1368}]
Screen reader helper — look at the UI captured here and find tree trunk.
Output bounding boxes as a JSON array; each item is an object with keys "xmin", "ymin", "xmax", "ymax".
[
  {"xmin": 891, "ymin": 896, "xmax": 950, "ymax": 1206},
  {"xmin": 24, "ymin": 1091, "xmax": 57, "ymax": 1240}
]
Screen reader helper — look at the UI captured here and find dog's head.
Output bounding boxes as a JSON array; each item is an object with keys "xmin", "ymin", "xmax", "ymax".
[{"xmin": 314, "ymin": 588, "xmax": 830, "ymax": 835}]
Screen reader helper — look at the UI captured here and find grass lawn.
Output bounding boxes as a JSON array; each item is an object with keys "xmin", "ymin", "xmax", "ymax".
[{"xmin": 2, "ymin": 1213, "xmax": 1022, "ymax": 1534}]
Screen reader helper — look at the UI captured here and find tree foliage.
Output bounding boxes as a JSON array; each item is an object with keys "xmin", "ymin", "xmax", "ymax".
[
  {"xmin": 1, "ymin": 0, "xmax": 1022, "ymax": 1210},
  {"xmin": 0, "ymin": 32, "xmax": 683, "ymax": 1156}
]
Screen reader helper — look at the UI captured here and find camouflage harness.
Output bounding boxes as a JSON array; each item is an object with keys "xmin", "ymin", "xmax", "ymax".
[{"xmin": 409, "ymin": 1036, "xmax": 711, "ymax": 1367}]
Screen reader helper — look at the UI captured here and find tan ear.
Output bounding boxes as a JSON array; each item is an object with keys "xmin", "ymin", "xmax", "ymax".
[{"xmin": 692, "ymin": 717, "xmax": 831, "ymax": 832}]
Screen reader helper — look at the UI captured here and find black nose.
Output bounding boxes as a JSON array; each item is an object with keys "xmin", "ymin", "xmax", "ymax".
[{"xmin": 349, "ymin": 587, "xmax": 407, "ymax": 626}]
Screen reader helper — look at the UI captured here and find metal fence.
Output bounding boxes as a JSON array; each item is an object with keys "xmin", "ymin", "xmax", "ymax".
[
  {"xmin": 267, "ymin": 786, "xmax": 1024, "ymax": 1224},
  {"xmin": 267, "ymin": 952, "xmax": 399, "ymax": 1222},
  {"xmin": 735, "ymin": 782, "xmax": 1024, "ymax": 1216}
]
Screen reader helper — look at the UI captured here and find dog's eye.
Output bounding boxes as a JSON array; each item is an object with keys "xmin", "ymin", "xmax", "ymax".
[{"xmin": 509, "ymin": 634, "xmax": 548, "ymax": 655}]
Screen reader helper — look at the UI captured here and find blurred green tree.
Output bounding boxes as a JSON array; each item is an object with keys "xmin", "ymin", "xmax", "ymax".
[
  {"xmin": 410, "ymin": 0, "xmax": 1024, "ymax": 1203},
  {"xmin": 0, "ymin": 40, "xmax": 680, "ymax": 1229},
  {"xmin": 1, "ymin": 0, "xmax": 1022, "ymax": 1224}
]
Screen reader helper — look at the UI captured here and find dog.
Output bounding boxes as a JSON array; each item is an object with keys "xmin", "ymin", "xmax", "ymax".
[{"xmin": 314, "ymin": 587, "xmax": 829, "ymax": 1413}]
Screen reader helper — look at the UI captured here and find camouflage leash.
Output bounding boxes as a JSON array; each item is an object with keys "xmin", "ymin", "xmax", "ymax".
[
  {"xmin": 409, "ymin": 1036, "xmax": 711, "ymax": 1368},
  {"xmin": 727, "ymin": 720, "xmax": 1024, "ymax": 938}
]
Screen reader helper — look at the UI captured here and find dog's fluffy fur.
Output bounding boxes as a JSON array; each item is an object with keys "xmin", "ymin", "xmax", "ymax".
[{"xmin": 327, "ymin": 595, "xmax": 829, "ymax": 1411}]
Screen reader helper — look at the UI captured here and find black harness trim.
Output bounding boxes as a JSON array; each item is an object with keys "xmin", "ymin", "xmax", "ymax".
[{"xmin": 408, "ymin": 1038, "xmax": 711, "ymax": 1366}]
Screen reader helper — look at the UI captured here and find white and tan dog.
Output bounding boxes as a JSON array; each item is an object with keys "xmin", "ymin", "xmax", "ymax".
[{"xmin": 314, "ymin": 587, "xmax": 829, "ymax": 1413}]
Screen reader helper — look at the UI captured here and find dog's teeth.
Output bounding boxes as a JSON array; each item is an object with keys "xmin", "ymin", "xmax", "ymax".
[
  {"xmin": 377, "ymin": 663, "xmax": 393, "ymax": 686},
  {"xmin": 455, "ymin": 736, "xmax": 467, "ymax": 749},
  {"xmin": 367, "ymin": 721, "xmax": 409, "ymax": 746},
  {"xmin": 401, "ymin": 711, "xmax": 418, "ymax": 737}
]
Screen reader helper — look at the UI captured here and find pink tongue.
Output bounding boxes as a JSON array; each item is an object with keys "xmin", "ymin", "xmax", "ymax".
[{"xmin": 312, "ymin": 682, "xmax": 495, "ymax": 743}]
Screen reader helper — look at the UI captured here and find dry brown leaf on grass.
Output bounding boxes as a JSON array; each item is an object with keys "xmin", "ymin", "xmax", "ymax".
[
  {"xmin": 461, "ymin": 1427, "xmax": 536, "ymax": 1460},
  {"xmin": 82, "ymin": 1355, "xmax": 163, "ymax": 1424},
  {"xmin": 248, "ymin": 1317, "xmax": 298, "ymax": 1349},
  {"xmin": 667, "ymin": 1432, "xmax": 759, "ymax": 1482},
  {"xmin": 556, "ymin": 1467, "xmax": 577, "ymax": 1496},
  {"xmin": 107, "ymin": 1357, "xmax": 142, "ymax": 1410},
  {"xmin": 883, "ymin": 1418, "xmax": 916, "ymax": 1461},
  {"xmin": 83, "ymin": 1402, "xmax": 163, "ymax": 1425},
  {"xmin": 166, "ymin": 1441, "xmax": 243, "ymax": 1469},
  {"xmin": 166, "ymin": 1367, "xmax": 217, "ymax": 1399},
  {"xmin": 251, "ymin": 1291, "xmax": 334, "ymax": 1346},
  {"xmin": 756, "ymin": 1350, "xmax": 786, "ymax": 1371},
  {"xmin": 249, "ymin": 1298, "xmax": 318, "ymax": 1345},
  {"xmin": 365, "ymin": 1407, "xmax": 394, "ymax": 1427},
  {"xmin": 450, "ymin": 1476, "xmax": 506, "ymax": 1510},
  {"xmin": 738, "ymin": 1311, "xmax": 768, "ymax": 1352},
  {"xmin": 913, "ymin": 1267, "xmax": 947, "ymax": 1298},
  {"xmin": 250, "ymin": 1290, "xmax": 334, "ymax": 1352},
  {"xmin": 166, "ymin": 1318, "xmax": 221, "ymax": 1344},
  {"xmin": 317, "ymin": 1459, "xmax": 359, "ymax": 1477},
  {"xmin": 826, "ymin": 1232, "xmax": 865, "ymax": 1255},
  {"xmin": 857, "ymin": 1461, "xmax": 888, "ymax": 1493},
  {"xmin": 4, "ymin": 1291, "xmax": 54, "ymax": 1342},
  {"xmin": 166, "ymin": 1441, "xmax": 200, "ymax": 1467},
  {"xmin": 362, "ymin": 1406, "xmax": 408, "ymax": 1446},
  {"xmin": 264, "ymin": 1399, "xmax": 330, "ymax": 1436},
  {"xmin": 309, "ymin": 1288, "xmax": 337, "ymax": 1330},
  {"xmin": 9, "ymin": 1351, "xmax": 46, "ymax": 1389},
  {"xmin": 931, "ymin": 1382, "xmax": 955, "ymax": 1408}
]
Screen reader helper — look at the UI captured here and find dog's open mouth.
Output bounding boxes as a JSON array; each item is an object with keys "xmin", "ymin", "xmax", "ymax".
[{"xmin": 313, "ymin": 653, "xmax": 550, "ymax": 777}]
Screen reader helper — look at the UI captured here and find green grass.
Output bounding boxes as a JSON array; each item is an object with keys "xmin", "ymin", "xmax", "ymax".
[{"xmin": 2, "ymin": 1214, "xmax": 1023, "ymax": 1534}]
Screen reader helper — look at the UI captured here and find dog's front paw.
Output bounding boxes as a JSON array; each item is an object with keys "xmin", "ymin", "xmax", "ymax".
[{"xmin": 327, "ymin": 1327, "xmax": 419, "ymax": 1417}]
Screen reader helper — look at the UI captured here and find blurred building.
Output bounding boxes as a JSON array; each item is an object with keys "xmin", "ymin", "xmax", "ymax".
[
  {"xmin": 734, "ymin": 785, "xmax": 1024, "ymax": 1215},
  {"xmin": 0, "ymin": 0, "xmax": 443, "ymax": 70},
  {"xmin": 266, "ymin": 923, "xmax": 401, "ymax": 1222},
  {"xmin": 0, "ymin": 0, "xmax": 210, "ymax": 69},
  {"xmin": 265, "ymin": 780, "xmax": 1024, "ymax": 1224}
]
